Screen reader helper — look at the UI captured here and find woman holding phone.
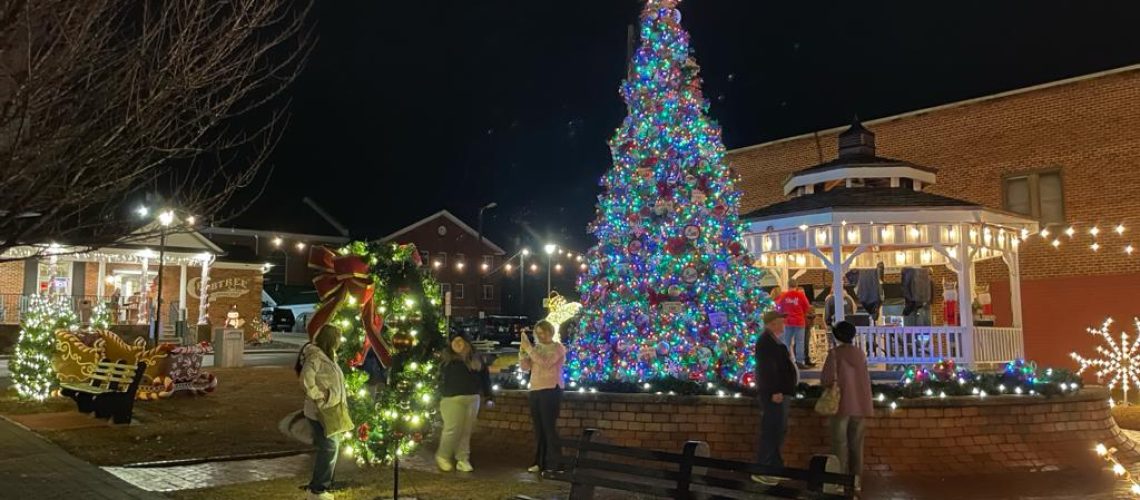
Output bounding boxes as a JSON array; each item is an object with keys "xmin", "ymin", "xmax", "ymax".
[{"xmin": 519, "ymin": 320, "xmax": 566, "ymax": 473}]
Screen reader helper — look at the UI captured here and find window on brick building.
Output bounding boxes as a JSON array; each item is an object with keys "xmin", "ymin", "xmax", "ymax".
[
  {"xmin": 419, "ymin": 250, "xmax": 430, "ymax": 264},
  {"xmin": 437, "ymin": 252, "xmax": 447, "ymax": 267},
  {"xmin": 454, "ymin": 284, "xmax": 465, "ymax": 300},
  {"xmin": 482, "ymin": 255, "xmax": 494, "ymax": 268},
  {"xmin": 1003, "ymin": 171, "xmax": 1064, "ymax": 224},
  {"xmin": 482, "ymin": 284, "xmax": 493, "ymax": 300},
  {"xmin": 441, "ymin": 283, "xmax": 451, "ymax": 298}
]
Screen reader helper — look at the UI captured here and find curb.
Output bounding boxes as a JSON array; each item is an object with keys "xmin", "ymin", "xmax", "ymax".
[{"xmin": 121, "ymin": 449, "xmax": 310, "ymax": 468}]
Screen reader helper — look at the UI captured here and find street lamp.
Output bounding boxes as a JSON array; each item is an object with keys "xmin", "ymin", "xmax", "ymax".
[
  {"xmin": 476, "ymin": 202, "xmax": 497, "ymax": 326},
  {"xmin": 544, "ymin": 244, "xmax": 557, "ymax": 295},
  {"xmin": 153, "ymin": 210, "xmax": 174, "ymax": 342}
]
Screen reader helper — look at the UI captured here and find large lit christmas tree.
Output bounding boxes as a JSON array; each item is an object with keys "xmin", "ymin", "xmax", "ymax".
[
  {"xmin": 308, "ymin": 242, "xmax": 445, "ymax": 465},
  {"xmin": 12, "ymin": 294, "xmax": 79, "ymax": 400},
  {"xmin": 569, "ymin": 0, "xmax": 770, "ymax": 384}
]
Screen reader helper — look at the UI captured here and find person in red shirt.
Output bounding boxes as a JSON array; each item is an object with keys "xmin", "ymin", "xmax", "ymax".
[{"xmin": 775, "ymin": 280, "xmax": 813, "ymax": 367}]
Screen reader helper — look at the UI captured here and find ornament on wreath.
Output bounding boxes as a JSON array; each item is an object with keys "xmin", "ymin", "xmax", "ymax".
[
  {"xmin": 667, "ymin": 284, "xmax": 683, "ymax": 298},
  {"xmin": 627, "ymin": 239, "xmax": 644, "ymax": 255},
  {"xmin": 683, "ymin": 225, "xmax": 701, "ymax": 240},
  {"xmin": 932, "ymin": 359, "xmax": 956, "ymax": 381},
  {"xmin": 713, "ymin": 202, "xmax": 728, "ymax": 217}
]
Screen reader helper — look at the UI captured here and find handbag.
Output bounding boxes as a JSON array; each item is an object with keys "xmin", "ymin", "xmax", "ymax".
[
  {"xmin": 815, "ymin": 354, "xmax": 841, "ymax": 416},
  {"xmin": 278, "ymin": 410, "xmax": 313, "ymax": 445},
  {"xmin": 319, "ymin": 401, "xmax": 354, "ymax": 437}
]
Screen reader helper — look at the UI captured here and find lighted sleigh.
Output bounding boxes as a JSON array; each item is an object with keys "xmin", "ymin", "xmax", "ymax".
[{"xmin": 53, "ymin": 330, "xmax": 217, "ymax": 400}]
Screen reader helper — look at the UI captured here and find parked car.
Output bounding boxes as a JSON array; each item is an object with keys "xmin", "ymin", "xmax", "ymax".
[{"xmin": 269, "ymin": 308, "xmax": 296, "ymax": 332}]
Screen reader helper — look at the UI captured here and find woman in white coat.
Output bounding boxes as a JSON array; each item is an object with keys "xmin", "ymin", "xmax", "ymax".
[{"xmin": 297, "ymin": 325, "xmax": 352, "ymax": 500}]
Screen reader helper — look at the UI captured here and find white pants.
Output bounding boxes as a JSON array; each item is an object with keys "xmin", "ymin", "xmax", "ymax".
[{"xmin": 437, "ymin": 394, "xmax": 480, "ymax": 462}]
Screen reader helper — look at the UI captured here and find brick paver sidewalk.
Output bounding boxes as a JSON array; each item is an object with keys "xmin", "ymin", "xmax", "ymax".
[{"xmin": 0, "ymin": 416, "xmax": 163, "ymax": 500}]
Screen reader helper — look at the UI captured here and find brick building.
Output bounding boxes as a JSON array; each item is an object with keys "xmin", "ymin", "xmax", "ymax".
[
  {"xmin": 727, "ymin": 63, "xmax": 1140, "ymax": 368},
  {"xmin": 379, "ymin": 210, "xmax": 506, "ymax": 319}
]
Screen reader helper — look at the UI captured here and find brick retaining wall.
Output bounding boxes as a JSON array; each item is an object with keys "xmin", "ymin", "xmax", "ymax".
[{"xmin": 478, "ymin": 386, "xmax": 1135, "ymax": 476}]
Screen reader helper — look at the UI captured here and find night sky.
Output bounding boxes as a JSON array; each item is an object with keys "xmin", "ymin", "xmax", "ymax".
[{"xmin": 243, "ymin": 0, "xmax": 1140, "ymax": 253}]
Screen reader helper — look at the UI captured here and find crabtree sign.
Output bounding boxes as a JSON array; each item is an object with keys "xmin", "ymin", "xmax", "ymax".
[{"xmin": 188, "ymin": 277, "xmax": 251, "ymax": 303}]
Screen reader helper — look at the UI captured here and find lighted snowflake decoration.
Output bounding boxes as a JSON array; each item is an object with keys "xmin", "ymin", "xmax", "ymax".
[{"xmin": 1071, "ymin": 318, "xmax": 1140, "ymax": 405}]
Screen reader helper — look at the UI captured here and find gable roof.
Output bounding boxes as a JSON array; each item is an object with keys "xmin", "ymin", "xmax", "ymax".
[
  {"xmin": 379, "ymin": 209, "xmax": 506, "ymax": 255},
  {"xmin": 742, "ymin": 187, "xmax": 980, "ymax": 222}
]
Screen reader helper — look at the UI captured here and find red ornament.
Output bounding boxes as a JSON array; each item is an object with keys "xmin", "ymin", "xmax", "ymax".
[
  {"xmin": 358, "ymin": 423, "xmax": 371, "ymax": 441},
  {"xmin": 666, "ymin": 237, "xmax": 688, "ymax": 255},
  {"xmin": 729, "ymin": 241, "xmax": 743, "ymax": 256}
]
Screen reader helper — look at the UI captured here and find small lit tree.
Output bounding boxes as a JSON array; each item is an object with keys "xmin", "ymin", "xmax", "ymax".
[{"xmin": 12, "ymin": 295, "xmax": 79, "ymax": 400}]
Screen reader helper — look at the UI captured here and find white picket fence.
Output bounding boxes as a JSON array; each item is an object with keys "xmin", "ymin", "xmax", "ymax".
[{"xmin": 855, "ymin": 325, "xmax": 1023, "ymax": 366}]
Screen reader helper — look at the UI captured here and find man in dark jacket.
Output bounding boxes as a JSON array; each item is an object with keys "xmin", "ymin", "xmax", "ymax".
[{"xmin": 753, "ymin": 309, "xmax": 799, "ymax": 485}]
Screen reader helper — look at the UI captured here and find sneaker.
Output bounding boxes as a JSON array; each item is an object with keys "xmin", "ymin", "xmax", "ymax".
[
  {"xmin": 435, "ymin": 455, "xmax": 453, "ymax": 472},
  {"xmin": 750, "ymin": 475, "xmax": 781, "ymax": 486},
  {"xmin": 307, "ymin": 491, "xmax": 335, "ymax": 500},
  {"xmin": 527, "ymin": 464, "xmax": 541, "ymax": 473},
  {"xmin": 456, "ymin": 460, "xmax": 474, "ymax": 472}
]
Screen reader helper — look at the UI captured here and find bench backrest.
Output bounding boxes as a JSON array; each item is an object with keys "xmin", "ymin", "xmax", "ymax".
[
  {"xmin": 559, "ymin": 428, "xmax": 854, "ymax": 499},
  {"xmin": 88, "ymin": 359, "xmax": 143, "ymax": 393}
]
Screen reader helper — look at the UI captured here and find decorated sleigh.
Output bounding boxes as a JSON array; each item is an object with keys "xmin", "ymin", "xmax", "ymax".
[{"xmin": 53, "ymin": 330, "xmax": 217, "ymax": 400}]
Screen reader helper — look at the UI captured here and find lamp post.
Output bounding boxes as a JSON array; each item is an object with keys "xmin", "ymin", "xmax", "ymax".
[
  {"xmin": 544, "ymin": 243, "xmax": 557, "ymax": 295},
  {"xmin": 520, "ymin": 248, "xmax": 529, "ymax": 313},
  {"xmin": 476, "ymin": 202, "xmax": 497, "ymax": 324},
  {"xmin": 153, "ymin": 210, "xmax": 174, "ymax": 342}
]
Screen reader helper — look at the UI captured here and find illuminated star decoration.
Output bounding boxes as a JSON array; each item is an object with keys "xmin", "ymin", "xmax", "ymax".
[{"xmin": 1071, "ymin": 318, "xmax": 1140, "ymax": 406}]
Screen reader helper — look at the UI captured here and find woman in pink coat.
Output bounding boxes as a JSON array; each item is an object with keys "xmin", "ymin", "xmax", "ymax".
[{"xmin": 820, "ymin": 321, "xmax": 874, "ymax": 492}]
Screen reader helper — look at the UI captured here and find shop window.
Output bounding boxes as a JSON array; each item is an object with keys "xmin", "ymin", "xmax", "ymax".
[
  {"xmin": 482, "ymin": 284, "xmax": 494, "ymax": 300},
  {"xmin": 1003, "ymin": 171, "xmax": 1064, "ymax": 224},
  {"xmin": 454, "ymin": 284, "xmax": 465, "ymax": 300},
  {"xmin": 37, "ymin": 259, "xmax": 73, "ymax": 295}
]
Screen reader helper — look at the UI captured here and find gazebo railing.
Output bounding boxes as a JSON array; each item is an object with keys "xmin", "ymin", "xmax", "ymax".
[
  {"xmin": 855, "ymin": 325, "xmax": 1023, "ymax": 366},
  {"xmin": 856, "ymin": 326, "xmax": 967, "ymax": 365},
  {"xmin": 973, "ymin": 327, "xmax": 1024, "ymax": 365}
]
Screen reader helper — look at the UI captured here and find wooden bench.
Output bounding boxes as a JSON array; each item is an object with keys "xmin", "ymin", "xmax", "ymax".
[
  {"xmin": 543, "ymin": 428, "xmax": 855, "ymax": 499},
  {"xmin": 59, "ymin": 359, "xmax": 146, "ymax": 424}
]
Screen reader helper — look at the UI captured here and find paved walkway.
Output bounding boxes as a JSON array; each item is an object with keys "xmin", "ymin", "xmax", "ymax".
[
  {"xmin": 0, "ymin": 416, "xmax": 163, "ymax": 500},
  {"xmin": 104, "ymin": 454, "xmax": 311, "ymax": 492}
]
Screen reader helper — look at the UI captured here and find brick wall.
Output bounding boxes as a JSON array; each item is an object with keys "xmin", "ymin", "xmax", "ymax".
[
  {"xmin": 479, "ymin": 387, "xmax": 1133, "ymax": 476},
  {"xmin": 0, "ymin": 261, "xmax": 24, "ymax": 297}
]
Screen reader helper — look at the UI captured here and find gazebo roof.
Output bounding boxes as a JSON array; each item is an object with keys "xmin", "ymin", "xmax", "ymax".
[{"xmin": 744, "ymin": 187, "xmax": 979, "ymax": 222}]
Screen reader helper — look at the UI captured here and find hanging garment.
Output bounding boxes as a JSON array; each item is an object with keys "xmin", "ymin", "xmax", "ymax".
[
  {"xmin": 901, "ymin": 267, "xmax": 932, "ymax": 317},
  {"xmin": 855, "ymin": 269, "xmax": 882, "ymax": 320}
]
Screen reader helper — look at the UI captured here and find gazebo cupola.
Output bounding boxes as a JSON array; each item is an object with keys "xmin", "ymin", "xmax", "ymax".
[{"xmin": 783, "ymin": 119, "xmax": 938, "ymax": 197}]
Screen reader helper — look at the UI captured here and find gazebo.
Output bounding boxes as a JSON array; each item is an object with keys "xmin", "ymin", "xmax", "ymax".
[{"xmin": 742, "ymin": 121, "xmax": 1038, "ymax": 368}]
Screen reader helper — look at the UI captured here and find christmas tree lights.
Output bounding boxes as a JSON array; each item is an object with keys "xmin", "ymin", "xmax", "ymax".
[
  {"xmin": 570, "ymin": 0, "xmax": 770, "ymax": 384},
  {"xmin": 90, "ymin": 300, "xmax": 112, "ymax": 331},
  {"xmin": 314, "ymin": 242, "xmax": 446, "ymax": 465},
  {"xmin": 12, "ymin": 294, "xmax": 79, "ymax": 401}
]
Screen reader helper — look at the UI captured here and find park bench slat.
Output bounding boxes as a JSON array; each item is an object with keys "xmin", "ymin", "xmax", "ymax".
[
  {"xmin": 568, "ymin": 456, "xmax": 682, "ymax": 482},
  {"xmin": 690, "ymin": 455, "xmax": 854, "ymax": 486},
  {"xmin": 565, "ymin": 470, "xmax": 679, "ymax": 497},
  {"xmin": 561, "ymin": 437, "xmax": 689, "ymax": 463}
]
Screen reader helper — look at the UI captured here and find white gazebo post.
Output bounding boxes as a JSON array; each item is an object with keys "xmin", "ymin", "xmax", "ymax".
[
  {"xmin": 139, "ymin": 255, "xmax": 150, "ymax": 324},
  {"xmin": 96, "ymin": 261, "xmax": 106, "ymax": 300},
  {"xmin": 830, "ymin": 224, "xmax": 845, "ymax": 323},
  {"xmin": 956, "ymin": 223, "xmax": 975, "ymax": 366},
  {"xmin": 178, "ymin": 263, "xmax": 188, "ymax": 322},
  {"xmin": 1003, "ymin": 250, "xmax": 1024, "ymax": 329},
  {"xmin": 197, "ymin": 255, "xmax": 212, "ymax": 325}
]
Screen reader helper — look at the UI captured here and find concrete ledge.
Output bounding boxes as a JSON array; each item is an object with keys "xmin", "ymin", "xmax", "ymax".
[{"xmin": 479, "ymin": 386, "xmax": 1135, "ymax": 476}]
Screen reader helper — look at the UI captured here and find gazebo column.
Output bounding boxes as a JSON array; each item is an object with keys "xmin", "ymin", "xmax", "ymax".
[
  {"xmin": 1003, "ymin": 251, "xmax": 1023, "ymax": 328},
  {"xmin": 197, "ymin": 256, "xmax": 212, "ymax": 325},
  {"xmin": 830, "ymin": 224, "xmax": 846, "ymax": 323},
  {"xmin": 956, "ymin": 223, "xmax": 975, "ymax": 366},
  {"xmin": 96, "ymin": 261, "xmax": 106, "ymax": 300},
  {"xmin": 178, "ymin": 263, "xmax": 188, "ymax": 321},
  {"xmin": 139, "ymin": 256, "xmax": 150, "ymax": 324}
]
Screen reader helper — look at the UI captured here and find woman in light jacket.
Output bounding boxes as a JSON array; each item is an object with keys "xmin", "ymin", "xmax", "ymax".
[
  {"xmin": 820, "ymin": 321, "xmax": 874, "ymax": 493},
  {"xmin": 519, "ymin": 320, "xmax": 566, "ymax": 473},
  {"xmin": 297, "ymin": 325, "xmax": 351, "ymax": 500}
]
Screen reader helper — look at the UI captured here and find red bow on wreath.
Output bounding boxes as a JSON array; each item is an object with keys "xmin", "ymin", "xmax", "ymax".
[{"xmin": 307, "ymin": 247, "xmax": 392, "ymax": 368}]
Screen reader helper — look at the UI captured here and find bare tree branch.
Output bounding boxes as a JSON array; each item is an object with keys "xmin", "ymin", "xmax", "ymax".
[{"xmin": 0, "ymin": 0, "xmax": 315, "ymax": 262}]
